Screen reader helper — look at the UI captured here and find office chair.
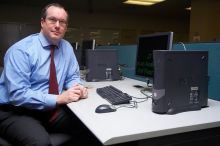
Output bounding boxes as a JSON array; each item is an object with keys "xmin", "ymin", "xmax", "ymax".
[
  {"xmin": 0, "ymin": 68, "xmax": 72, "ymax": 146},
  {"xmin": 0, "ymin": 134, "xmax": 72, "ymax": 146},
  {"xmin": 0, "ymin": 67, "xmax": 3, "ymax": 75}
]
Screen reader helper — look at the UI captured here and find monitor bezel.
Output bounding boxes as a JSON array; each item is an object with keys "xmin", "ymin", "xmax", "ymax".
[
  {"xmin": 134, "ymin": 31, "xmax": 173, "ymax": 84},
  {"xmin": 81, "ymin": 39, "xmax": 95, "ymax": 50}
]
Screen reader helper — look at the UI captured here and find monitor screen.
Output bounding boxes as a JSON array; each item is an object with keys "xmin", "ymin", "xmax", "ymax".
[
  {"xmin": 81, "ymin": 39, "xmax": 96, "ymax": 68},
  {"xmin": 135, "ymin": 32, "xmax": 173, "ymax": 84}
]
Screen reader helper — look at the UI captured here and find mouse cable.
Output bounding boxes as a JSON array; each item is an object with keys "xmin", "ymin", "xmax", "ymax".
[
  {"xmin": 131, "ymin": 96, "xmax": 147, "ymax": 100},
  {"xmin": 112, "ymin": 101, "xmax": 138, "ymax": 109},
  {"xmin": 133, "ymin": 99, "xmax": 148, "ymax": 104},
  {"xmin": 140, "ymin": 89, "xmax": 152, "ymax": 99},
  {"xmin": 131, "ymin": 96, "xmax": 148, "ymax": 104}
]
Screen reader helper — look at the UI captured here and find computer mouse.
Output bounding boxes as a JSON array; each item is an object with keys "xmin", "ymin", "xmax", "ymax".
[{"xmin": 95, "ymin": 104, "xmax": 116, "ymax": 113}]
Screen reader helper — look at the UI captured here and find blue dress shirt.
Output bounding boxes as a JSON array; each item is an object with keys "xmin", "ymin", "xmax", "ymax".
[{"xmin": 0, "ymin": 33, "xmax": 81, "ymax": 110}]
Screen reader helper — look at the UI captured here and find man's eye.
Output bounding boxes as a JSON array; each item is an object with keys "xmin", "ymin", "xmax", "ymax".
[
  {"xmin": 60, "ymin": 21, "xmax": 66, "ymax": 24},
  {"xmin": 50, "ymin": 18, "xmax": 57, "ymax": 22}
]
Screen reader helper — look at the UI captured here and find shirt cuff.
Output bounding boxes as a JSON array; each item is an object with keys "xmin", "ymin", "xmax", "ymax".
[{"xmin": 45, "ymin": 94, "xmax": 57, "ymax": 109}]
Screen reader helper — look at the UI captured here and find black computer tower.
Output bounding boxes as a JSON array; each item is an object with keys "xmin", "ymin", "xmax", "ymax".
[
  {"xmin": 85, "ymin": 49, "xmax": 121, "ymax": 82},
  {"xmin": 152, "ymin": 50, "xmax": 208, "ymax": 114}
]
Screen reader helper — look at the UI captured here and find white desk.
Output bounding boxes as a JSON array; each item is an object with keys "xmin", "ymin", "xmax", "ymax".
[{"xmin": 67, "ymin": 78, "xmax": 220, "ymax": 145}]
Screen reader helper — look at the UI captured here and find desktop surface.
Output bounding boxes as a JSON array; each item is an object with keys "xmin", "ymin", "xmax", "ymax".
[{"xmin": 67, "ymin": 78, "xmax": 220, "ymax": 145}]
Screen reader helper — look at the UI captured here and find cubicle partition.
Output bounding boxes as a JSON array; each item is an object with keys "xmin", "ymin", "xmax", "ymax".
[{"xmin": 96, "ymin": 42, "xmax": 220, "ymax": 101}]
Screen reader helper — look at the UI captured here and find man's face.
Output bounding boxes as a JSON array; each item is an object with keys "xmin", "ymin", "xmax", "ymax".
[{"xmin": 41, "ymin": 6, "xmax": 68, "ymax": 45}]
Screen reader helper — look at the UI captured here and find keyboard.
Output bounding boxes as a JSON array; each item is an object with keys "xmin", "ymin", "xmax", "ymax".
[{"xmin": 96, "ymin": 85, "xmax": 132, "ymax": 105}]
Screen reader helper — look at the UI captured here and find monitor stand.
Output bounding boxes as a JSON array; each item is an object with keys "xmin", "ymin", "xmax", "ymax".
[
  {"xmin": 80, "ymin": 65, "xmax": 87, "ymax": 70},
  {"xmin": 144, "ymin": 79, "xmax": 153, "ymax": 91},
  {"xmin": 142, "ymin": 86, "xmax": 153, "ymax": 92},
  {"xmin": 133, "ymin": 79, "xmax": 153, "ymax": 93}
]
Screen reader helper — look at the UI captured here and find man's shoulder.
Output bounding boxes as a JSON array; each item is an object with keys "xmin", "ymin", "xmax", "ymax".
[
  {"xmin": 13, "ymin": 33, "xmax": 39, "ymax": 47},
  {"xmin": 7, "ymin": 33, "xmax": 40, "ymax": 55},
  {"xmin": 19, "ymin": 33, "xmax": 39, "ymax": 42}
]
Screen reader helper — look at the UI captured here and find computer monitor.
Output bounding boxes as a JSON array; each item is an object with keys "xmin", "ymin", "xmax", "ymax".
[
  {"xmin": 134, "ymin": 32, "xmax": 173, "ymax": 88},
  {"xmin": 71, "ymin": 42, "xmax": 81, "ymax": 66},
  {"xmin": 81, "ymin": 39, "xmax": 96, "ymax": 68},
  {"xmin": 85, "ymin": 49, "xmax": 121, "ymax": 82}
]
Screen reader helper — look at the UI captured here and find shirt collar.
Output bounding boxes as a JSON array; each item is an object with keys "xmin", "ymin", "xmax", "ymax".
[{"xmin": 39, "ymin": 32, "xmax": 61, "ymax": 49}]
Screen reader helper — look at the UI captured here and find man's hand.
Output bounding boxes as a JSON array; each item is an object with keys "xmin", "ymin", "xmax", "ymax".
[
  {"xmin": 79, "ymin": 84, "xmax": 88, "ymax": 99},
  {"xmin": 56, "ymin": 84, "xmax": 88, "ymax": 105}
]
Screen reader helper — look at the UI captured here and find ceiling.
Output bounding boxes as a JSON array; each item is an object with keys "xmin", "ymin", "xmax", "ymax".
[{"xmin": 1, "ymin": 0, "xmax": 191, "ymax": 18}]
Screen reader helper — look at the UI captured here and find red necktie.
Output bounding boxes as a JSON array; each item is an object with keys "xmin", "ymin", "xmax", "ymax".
[
  {"xmin": 49, "ymin": 45, "xmax": 59, "ymax": 95},
  {"xmin": 49, "ymin": 45, "xmax": 59, "ymax": 122}
]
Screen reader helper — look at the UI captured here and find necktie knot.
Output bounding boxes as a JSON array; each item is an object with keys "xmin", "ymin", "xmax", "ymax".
[{"xmin": 50, "ymin": 45, "xmax": 56, "ymax": 55}]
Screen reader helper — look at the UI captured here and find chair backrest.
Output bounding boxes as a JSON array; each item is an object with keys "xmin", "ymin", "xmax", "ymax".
[
  {"xmin": 0, "ymin": 67, "xmax": 3, "ymax": 75},
  {"xmin": 0, "ymin": 133, "xmax": 71, "ymax": 146}
]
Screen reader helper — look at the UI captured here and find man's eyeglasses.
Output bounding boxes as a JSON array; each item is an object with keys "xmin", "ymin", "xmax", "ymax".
[{"xmin": 46, "ymin": 17, "xmax": 67, "ymax": 27}]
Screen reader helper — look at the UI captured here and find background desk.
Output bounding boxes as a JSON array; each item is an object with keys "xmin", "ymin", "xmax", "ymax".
[{"xmin": 67, "ymin": 78, "xmax": 220, "ymax": 145}]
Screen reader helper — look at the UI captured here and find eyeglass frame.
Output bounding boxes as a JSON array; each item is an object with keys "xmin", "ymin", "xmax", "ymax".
[{"xmin": 45, "ymin": 17, "xmax": 68, "ymax": 27}]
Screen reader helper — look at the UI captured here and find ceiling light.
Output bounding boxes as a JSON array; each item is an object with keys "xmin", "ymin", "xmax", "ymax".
[
  {"xmin": 185, "ymin": 7, "xmax": 191, "ymax": 11},
  {"xmin": 124, "ymin": 0, "xmax": 154, "ymax": 6},
  {"xmin": 123, "ymin": 0, "xmax": 165, "ymax": 6},
  {"xmin": 142, "ymin": 0, "xmax": 165, "ymax": 2}
]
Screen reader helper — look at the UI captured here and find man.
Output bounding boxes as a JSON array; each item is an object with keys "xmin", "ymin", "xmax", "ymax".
[{"xmin": 0, "ymin": 3, "xmax": 89, "ymax": 146}]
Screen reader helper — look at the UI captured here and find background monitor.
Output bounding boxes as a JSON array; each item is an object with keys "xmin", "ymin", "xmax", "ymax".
[
  {"xmin": 81, "ymin": 39, "xmax": 96, "ymax": 68},
  {"xmin": 71, "ymin": 42, "xmax": 81, "ymax": 66},
  {"xmin": 71, "ymin": 42, "xmax": 78, "ymax": 50},
  {"xmin": 134, "ymin": 31, "xmax": 173, "ymax": 85}
]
